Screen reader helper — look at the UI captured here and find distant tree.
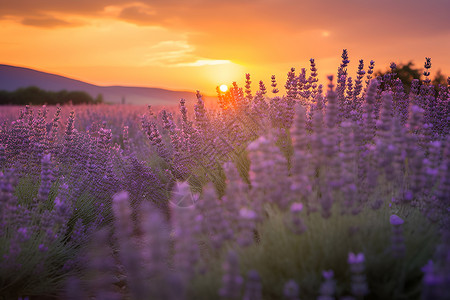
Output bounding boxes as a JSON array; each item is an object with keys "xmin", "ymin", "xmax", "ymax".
[
  {"xmin": 95, "ymin": 94, "xmax": 104, "ymax": 104},
  {"xmin": 0, "ymin": 86, "xmax": 99, "ymax": 105},
  {"xmin": 56, "ymin": 90, "xmax": 69, "ymax": 101},
  {"xmin": 66, "ymin": 91, "xmax": 93, "ymax": 105},
  {"xmin": 15, "ymin": 86, "xmax": 50, "ymax": 105},
  {"xmin": 375, "ymin": 61, "xmax": 448, "ymax": 94},
  {"xmin": 432, "ymin": 69, "xmax": 447, "ymax": 87},
  {"xmin": 0, "ymin": 90, "xmax": 12, "ymax": 105},
  {"xmin": 375, "ymin": 61, "xmax": 421, "ymax": 93}
]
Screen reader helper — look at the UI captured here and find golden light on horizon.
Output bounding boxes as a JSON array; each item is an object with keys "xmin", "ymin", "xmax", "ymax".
[
  {"xmin": 219, "ymin": 84, "xmax": 228, "ymax": 92},
  {"xmin": 0, "ymin": 0, "xmax": 448, "ymax": 95}
]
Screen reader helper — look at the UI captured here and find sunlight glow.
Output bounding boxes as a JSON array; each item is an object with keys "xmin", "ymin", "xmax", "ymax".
[
  {"xmin": 174, "ymin": 59, "xmax": 232, "ymax": 67},
  {"xmin": 219, "ymin": 84, "xmax": 228, "ymax": 92}
]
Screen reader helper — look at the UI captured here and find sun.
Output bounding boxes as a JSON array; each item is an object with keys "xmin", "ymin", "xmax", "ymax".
[{"xmin": 219, "ymin": 84, "xmax": 228, "ymax": 92}]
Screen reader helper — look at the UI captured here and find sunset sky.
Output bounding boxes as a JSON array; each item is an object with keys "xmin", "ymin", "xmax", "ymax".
[{"xmin": 1, "ymin": 0, "xmax": 449, "ymax": 95}]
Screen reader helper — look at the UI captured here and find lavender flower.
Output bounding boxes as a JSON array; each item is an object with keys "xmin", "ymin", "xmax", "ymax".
[
  {"xmin": 84, "ymin": 228, "xmax": 121, "ymax": 300},
  {"xmin": 348, "ymin": 252, "xmax": 369, "ymax": 297},
  {"xmin": 245, "ymin": 73, "xmax": 253, "ymax": 102},
  {"xmin": 325, "ymin": 76, "xmax": 339, "ymax": 128},
  {"xmin": 363, "ymin": 79, "xmax": 380, "ymax": 144},
  {"xmin": 243, "ymin": 270, "xmax": 262, "ymax": 300},
  {"xmin": 353, "ymin": 59, "xmax": 365, "ymax": 100},
  {"xmin": 390, "ymin": 214, "xmax": 406, "ymax": 257},
  {"xmin": 139, "ymin": 202, "xmax": 173, "ymax": 299},
  {"xmin": 271, "ymin": 75, "xmax": 279, "ymax": 94},
  {"xmin": 423, "ymin": 57, "xmax": 432, "ymax": 85},
  {"xmin": 172, "ymin": 205, "xmax": 200, "ymax": 281},
  {"xmin": 283, "ymin": 280, "xmax": 300, "ymax": 300},
  {"xmin": 112, "ymin": 191, "xmax": 148, "ymax": 298},
  {"xmin": 421, "ymin": 259, "xmax": 450, "ymax": 300},
  {"xmin": 219, "ymin": 251, "xmax": 243, "ymax": 299},
  {"xmin": 285, "ymin": 202, "xmax": 306, "ymax": 235},
  {"xmin": 237, "ymin": 207, "xmax": 258, "ymax": 247},
  {"xmin": 64, "ymin": 110, "xmax": 75, "ymax": 144},
  {"xmin": 36, "ymin": 153, "xmax": 54, "ymax": 204},
  {"xmin": 197, "ymin": 183, "xmax": 234, "ymax": 249},
  {"xmin": 436, "ymin": 136, "xmax": 450, "ymax": 204},
  {"xmin": 318, "ymin": 270, "xmax": 336, "ymax": 300}
]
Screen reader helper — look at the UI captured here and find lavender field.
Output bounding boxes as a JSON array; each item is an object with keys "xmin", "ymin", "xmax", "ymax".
[{"xmin": 0, "ymin": 52, "xmax": 449, "ymax": 300}]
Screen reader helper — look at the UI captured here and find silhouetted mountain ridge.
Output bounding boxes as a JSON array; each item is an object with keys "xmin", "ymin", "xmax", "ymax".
[{"xmin": 0, "ymin": 64, "xmax": 197, "ymax": 105}]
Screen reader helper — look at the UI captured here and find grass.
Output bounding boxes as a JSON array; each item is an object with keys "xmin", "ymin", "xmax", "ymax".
[{"xmin": 188, "ymin": 201, "xmax": 440, "ymax": 300}]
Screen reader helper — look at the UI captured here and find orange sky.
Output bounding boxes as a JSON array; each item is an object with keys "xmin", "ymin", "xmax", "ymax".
[{"xmin": 0, "ymin": 0, "xmax": 449, "ymax": 95}]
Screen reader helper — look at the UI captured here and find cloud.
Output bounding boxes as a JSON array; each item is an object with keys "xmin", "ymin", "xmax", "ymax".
[
  {"xmin": 3, "ymin": 0, "xmax": 448, "ymax": 34},
  {"xmin": 142, "ymin": 40, "xmax": 194, "ymax": 66},
  {"xmin": 118, "ymin": 4, "xmax": 163, "ymax": 26},
  {"xmin": 0, "ymin": 0, "xmax": 124, "ymax": 17},
  {"xmin": 1, "ymin": 0, "xmax": 450, "ymax": 66},
  {"xmin": 171, "ymin": 59, "xmax": 232, "ymax": 67},
  {"xmin": 93, "ymin": 0, "xmax": 450, "ymax": 65},
  {"xmin": 21, "ymin": 16, "xmax": 80, "ymax": 28},
  {"xmin": 140, "ymin": 40, "xmax": 232, "ymax": 68}
]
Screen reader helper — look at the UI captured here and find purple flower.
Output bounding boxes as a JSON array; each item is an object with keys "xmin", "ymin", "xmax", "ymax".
[
  {"xmin": 290, "ymin": 202, "xmax": 303, "ymax": 213},
  {"xmin": 390, "ymin": 214, "xmax": 404, "ymax": 226},
  {"xmin": 348, "ymin": 252, "xmax": 369, "ymax": 296},
  {"xmin": 271, "ymin": 75, "xmax": 279, "ymax": 94},
  {"xmin": 322, "ymin": 270, "xmax": 334, "ymax": 279},
  {"xmin": 239, "ymin": 207, "xmax": 257, "ymax": 220},
  {"xmin": 17, "ymin": 227, "xmax": 30, "ymax": 242},
  {"xmin": 319, "ymin": 270, "xmax": 336, "ymax": 300},
  {"xmin": 283, "ymin": 280, "xmax": 300, "ymax": 300},
  {"xmin": 172, "ymin": 206, "xmax": 200, "ymax": 280},
  {"xmin": 219, "ymin": 251, "xmax": 243, "ymax": 299},
  {"xmin": 243, "ymin": 270, "xmax": 262, "ymax": 300},
  {"xmin": 390, "ymin": 214, "xmax": 406, "ymax": 257},
  {"xmin": 348, "ymin": 252, "xmax": 365, "ymax": 264}
]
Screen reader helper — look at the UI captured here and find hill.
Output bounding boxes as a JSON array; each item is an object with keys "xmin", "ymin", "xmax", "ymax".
[{"xmin": 0, "ymin": 64, "xmax": 198, "ymax": 105}]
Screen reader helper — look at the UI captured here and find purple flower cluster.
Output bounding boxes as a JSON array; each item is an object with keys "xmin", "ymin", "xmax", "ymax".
[
  {"xmin": 348, "ymin": 252, "xmax": 369, "ymax": 297},
  {"xmin": 0, "ymin": 51, "xmax": 448, "ymax": 299},
  {"xmin": 390, "ymin": 214, "xmax": 406, "ymax": 257}
]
